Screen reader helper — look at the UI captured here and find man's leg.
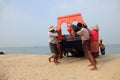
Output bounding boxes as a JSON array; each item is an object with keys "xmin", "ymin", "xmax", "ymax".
[
  {"xmin": 49, "ymin": 54, "xmax": 55, "ymax": 62},
  {"xmin": 54, "ymin": 53, "xmax": 60, "ymax": 64},
  {"xmin": 87, "ymin": 51, "xmax": 98, "ymax": 70}
]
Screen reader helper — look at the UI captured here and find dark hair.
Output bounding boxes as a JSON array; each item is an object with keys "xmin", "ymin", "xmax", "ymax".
[
  {"xmin": 83, "ymin": 24, "xmax": 88, "ymax": 28},
  {"xmin": 77, "ymin": 22, "xmax": 83, "ymax": 28},
  {"xmin": 72, "ymin": 24, "xmax": 79, "ymax": 32},
  {"xmin": 100, "ymin": 39, "xmax": 103, "ymax": 42}
]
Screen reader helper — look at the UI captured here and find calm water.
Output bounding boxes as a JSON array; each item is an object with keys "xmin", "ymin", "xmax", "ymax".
[
  {"xmin": 0, "ymin": 46, "xmax": 50, "ymax": 55},
  {"xmin": 0, "ymin": 44, "xmax": 120, "ymax": 54},
  {"xmin": 105, "ymin": 44, "xmax": 120, "ymax": 54}
]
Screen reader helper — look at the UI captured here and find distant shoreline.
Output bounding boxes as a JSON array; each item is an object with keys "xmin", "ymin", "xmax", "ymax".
[{"xmin": 0, "ymin": 44, "xmax": 120, "ymax": 54}]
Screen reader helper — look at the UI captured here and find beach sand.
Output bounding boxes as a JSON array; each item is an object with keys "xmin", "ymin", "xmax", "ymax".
[{"xmin": 0, "ymin": 54, "xmax": 120, "ymax": 80}]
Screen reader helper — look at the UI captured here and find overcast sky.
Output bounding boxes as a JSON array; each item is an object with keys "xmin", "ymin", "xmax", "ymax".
[{"xmin": 0, "ymin": 0, "xmax": 120, "ymax": 47}]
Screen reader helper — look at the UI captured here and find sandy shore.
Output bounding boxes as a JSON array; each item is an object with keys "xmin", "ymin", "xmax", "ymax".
[{"xmin": 0, "ymin": 54, "xmax": 120, "ymax": 80}]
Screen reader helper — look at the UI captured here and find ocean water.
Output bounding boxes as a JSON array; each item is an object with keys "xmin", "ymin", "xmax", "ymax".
[
  {"xmin": 0, "ymin": 46, "xmax": 50, "ymax": 55},
  {"xmin": 0, "ymin": 44, "xmax": 120, "ymax": 54},
  {"xmin": 105, "ymin": 44, "xmax": 120, "ymax": 54}
]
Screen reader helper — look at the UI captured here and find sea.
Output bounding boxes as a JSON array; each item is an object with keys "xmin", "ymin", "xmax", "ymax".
[{"xmin": 0, "ymin": 44, "xmax": 120, "ymax": 55}]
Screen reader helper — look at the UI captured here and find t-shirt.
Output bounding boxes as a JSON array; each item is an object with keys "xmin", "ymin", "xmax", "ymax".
[
  {"xmin": 48, "ymin": 31, "xmax": 58, "ymax": 44},
  {"xmin": 99, "ymin": 42, "xmax": 105, "ymax": 49},
  {"xmin": 89, "ymin": 30, "xmax": 99, "ymax": 41},
  {"xmin": 77, "ymin": 28, "xmax": 90, "ymax": 41}
]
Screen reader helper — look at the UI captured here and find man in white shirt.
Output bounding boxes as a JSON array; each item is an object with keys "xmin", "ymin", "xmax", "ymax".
[
  {"xmin": 48, "ymin": 25, "xmax": 60, "ymax": 64},
  {"xmin": 77, "ymin": 22, "xmax": 98, "ymax": 70}
]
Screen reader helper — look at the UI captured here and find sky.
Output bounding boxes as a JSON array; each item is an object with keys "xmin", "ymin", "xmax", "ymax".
[{"xmin": 0, "ymin": 0, "xmax": 120, "ymax": 47}]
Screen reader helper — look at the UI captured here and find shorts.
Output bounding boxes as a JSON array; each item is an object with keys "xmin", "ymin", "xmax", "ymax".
[
  {"xmin": 49, "ymin": 43, "xmax": 58, "ymax": 53},
  {"xmin": 90, "ymin": 41, "xmax": 99, "ymax": 52},
  {"xmin": 82, "ymin": 40, "xmax": 91, "ymax": 52}
]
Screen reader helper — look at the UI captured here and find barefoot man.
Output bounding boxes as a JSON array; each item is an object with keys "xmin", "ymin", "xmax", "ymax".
[
  {"xmin": 48, "ymin": 25, "xmax": 60, "ymax": 64},
  {"xmin": 76, "ymin": 22, "xmax": 98, "ymax": 70}
]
